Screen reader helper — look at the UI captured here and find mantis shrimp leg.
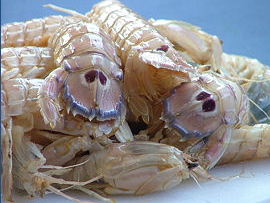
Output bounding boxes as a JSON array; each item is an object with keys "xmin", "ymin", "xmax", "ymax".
[
  {"xmin": 11, "ymin": 125, "xmax": 105, "ymax": 203},
  {"xmin": 1, "ymin": 118, "xmax": 13, "ymax": 201},
  {"xmin": 60, "ymin": 141, "xmax": 211, "ymax": 198}
]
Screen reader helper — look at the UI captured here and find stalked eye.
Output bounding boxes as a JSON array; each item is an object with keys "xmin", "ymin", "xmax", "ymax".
[
  {"xmin": 202, "ymin": 99, "xmax": 216, "ymax": 112},
  {"xmin": 196, "ymin": 91, "xmax": 211, "ymax": 101},
  {"xmin": 85, "ymin": 70, "xmax": 98, "ymax": 83},
  {"xmin": 98, "ymin": 71, "xmax": 107, "ymax": 85}
]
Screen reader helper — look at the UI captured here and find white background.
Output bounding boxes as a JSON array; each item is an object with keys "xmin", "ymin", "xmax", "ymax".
[{"xmin": 13, "ymin": 159, "xmax": 270, "ymax": 203}]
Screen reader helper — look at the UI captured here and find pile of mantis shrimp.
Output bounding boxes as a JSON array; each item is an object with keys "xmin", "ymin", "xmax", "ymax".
[{"xmin": 1, "ymin": 0, "xmax": 270, "ymax": 202}]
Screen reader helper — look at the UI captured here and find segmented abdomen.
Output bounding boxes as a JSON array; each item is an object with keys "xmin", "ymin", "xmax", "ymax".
[
  {"xmin": 87, "ymin": 0, "xmax": 192, "ymax": 71},
  {"xmin": 1, "ymin": 78, "xmax": 42, "ymax": 121},
  {"xmin": 1, "ymin": 46, "xmax": 55, "ymax": 80},
  {"xmin": 218, "ymin": 124, "xmax": 270, "ymax": 165},
  {"xmin": 48, "ymin": 21, "xmax": 121, "ymax": 67},
  {"xmin": 1, "ymin": 15, "xmax": 80, "ymax": 48},
  {"xmin": 221, "ymin": 53, "xmax": 270, "ymax": 88},
  {"xmin": 221, "ymin": 53, "xmax": 270, "ymax": 124}
]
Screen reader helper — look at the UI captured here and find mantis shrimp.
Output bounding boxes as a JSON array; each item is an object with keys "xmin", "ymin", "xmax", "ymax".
[
  {"xmin": 1, "ymin": 0, "xmax": 270, "ymax": 202},
  {"xmin": 83, "ymin": 0, "xmax": 269, "ymax": 169},
  {"xmin": 1, "ymin": 13, "xmax": 134, "ymax": 202},
  {"xmin": 148, "ymin": 18, "xmax": 270, "ymax": 165}
]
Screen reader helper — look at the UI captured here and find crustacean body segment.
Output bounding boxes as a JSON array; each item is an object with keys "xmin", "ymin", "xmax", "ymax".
[
  {"xmin": 221, "ymin": 53, "xmax": 270, "ymax": 124},
  {"xmin": 218, "ymin": 124, "xmax": 270, "ymax": 165},
  {"xmin": 163, "ymin": 72, "xmax": 249, "ymax": 169},
  {"xmin": 144, "ymin": 18, "xmax": 269, "ymax": 169},
  {"xmin": 86, "ymin": 0, "xmax": 198, "ymax": 124},
  {"xmin": 1, "ymin": 15, "xmax": 81, "ymax": 48},
  {"xmin": 1, "ymin": 46, "xmax": 55, "ymax": 80},
  {"xmin": 2, "ymin": 1, "xmax": 270, "ymax": 202},
  {"xmin": 39, "ymin": 21, "xmax": 127, "ymax": 136},
  {"xmin": 89, "ymin": 5, "xmax": 251, "ymax": 169}
]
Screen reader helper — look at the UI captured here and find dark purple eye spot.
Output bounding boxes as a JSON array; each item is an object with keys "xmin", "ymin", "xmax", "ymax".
[
  {"xmin": 98, "ymin": 71, "xmax": 107, "ymax": 85},
  {"xmin": 85, "ymin": 70, "xmax": 98, "ymax": 83},
  {"xmin": 196, "ymin": 91, "xmax": 211, "ymax": 101},
  {"xmin": 202, "ymin": 99, "xmax": 216, "ymax": 112},
  {"xmin": 156, "ymin": 45, "xmax": 169, "ymax": 52}
]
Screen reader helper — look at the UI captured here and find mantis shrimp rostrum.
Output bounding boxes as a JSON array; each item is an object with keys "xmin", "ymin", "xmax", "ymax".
[{"xmin": 1, "ymin": 0, "xmax": 270, "ymax": 202}]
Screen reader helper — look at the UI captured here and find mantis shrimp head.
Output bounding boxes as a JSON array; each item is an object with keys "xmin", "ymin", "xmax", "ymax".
[{"xmin": 162, "ymin": 73, "xmax": 249, "ymax": 142}]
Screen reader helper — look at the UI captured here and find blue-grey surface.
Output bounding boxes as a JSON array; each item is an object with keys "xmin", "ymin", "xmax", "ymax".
[{"xmin": 1, "ymin": 0, "xmax": 270, "ymax": 66}]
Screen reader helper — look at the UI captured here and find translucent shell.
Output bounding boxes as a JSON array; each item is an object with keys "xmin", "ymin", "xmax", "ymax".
[{"xmin": 39, "ymin": 21, "xmax": 126, "ymax": 132}]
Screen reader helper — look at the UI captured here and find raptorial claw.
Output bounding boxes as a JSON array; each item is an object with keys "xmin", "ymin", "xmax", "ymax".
[{"xmin": 39, "ymin": 68, "xmax": 67, "ymax": 127}]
